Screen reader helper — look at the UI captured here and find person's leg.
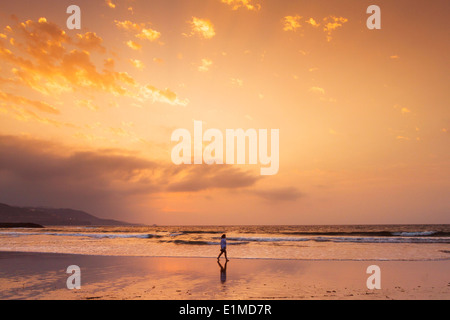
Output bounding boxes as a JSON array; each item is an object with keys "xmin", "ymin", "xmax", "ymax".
[
  {"xmin": 224, "ymin": 249, "xmax": 229, "ymax": 261},
  {"xmin": 217, "ymin": 250, "xmax": 223, "ymax": 259}
]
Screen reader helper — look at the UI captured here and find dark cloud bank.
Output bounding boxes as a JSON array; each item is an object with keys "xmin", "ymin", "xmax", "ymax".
[{"xmin": 0, "ymin": 135, "xmax": 302, "ymax": 222}]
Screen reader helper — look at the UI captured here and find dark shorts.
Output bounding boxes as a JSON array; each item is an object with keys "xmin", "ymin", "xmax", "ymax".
[{"xmin": 220, "ymin": 248, "xmax": 226, "ymax": 252}]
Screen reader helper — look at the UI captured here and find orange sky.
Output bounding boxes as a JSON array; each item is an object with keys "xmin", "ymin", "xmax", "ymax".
[{"xmin": 0, "ymin": 0, "xmax": 448, "ymax": 225}]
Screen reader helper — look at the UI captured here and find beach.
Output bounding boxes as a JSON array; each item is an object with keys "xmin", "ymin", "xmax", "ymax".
[{"xmin": 0, "ymin": 251, "xmax": 449, "ymax": 300}]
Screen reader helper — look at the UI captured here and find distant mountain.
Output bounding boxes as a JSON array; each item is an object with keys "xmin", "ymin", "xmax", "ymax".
[{"xmin": 0, "ymin": 203, "xmax": 134, "ymax": 226}]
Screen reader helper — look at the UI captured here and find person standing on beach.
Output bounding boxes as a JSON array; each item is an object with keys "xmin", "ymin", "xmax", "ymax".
[{"xmin": 217, "ymin": 234, "xmax": 229, "ymax": 261}]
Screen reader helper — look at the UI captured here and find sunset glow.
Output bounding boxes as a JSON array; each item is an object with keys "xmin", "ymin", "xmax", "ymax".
[{"xmin": 0, "ymin": 0, "xmax": 448, "ymax": 225}]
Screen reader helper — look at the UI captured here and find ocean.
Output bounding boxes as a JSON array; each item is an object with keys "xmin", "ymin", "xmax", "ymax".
[{"xmin": 1, "ymin": 225, "xmax": 449, "ymax": 261}]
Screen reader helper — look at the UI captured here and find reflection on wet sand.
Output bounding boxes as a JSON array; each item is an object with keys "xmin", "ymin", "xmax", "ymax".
[{"xmin": 217, "ymin": 260, "xmax": 228, "ymax": 283}]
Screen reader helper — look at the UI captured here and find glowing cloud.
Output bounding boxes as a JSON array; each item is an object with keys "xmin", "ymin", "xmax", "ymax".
[
  {"xmin": 188, "ymin": 17, "xmax": 216, "ymax": 39},
  {"xmin": 323, "ymin": 16, "xmax": 348, "ymax": 42},
  {"xmin": 198, "ymin": 58, "xmax": 213, "ymax": 72},
  {"xmin": 0, "ymin": 90, "xmax": 60, "ymax": 114},
  {"xmin": 309, "ymin": 86, "xmax": 325, "ymax": 95},
  {"xmin": 136, "ymin": 28, "xmax": 161, "ymax": 42},
  {"xmin": 0, "ymin": 18, "xmax": 187, "ymax": 109},
  {"xmin": 305, "ymin": 18, "xmax": 320, "ymax": 27},
  {"xmin": 115, "ymin": 20, "xmax": 161, "ymax": 42},
  {"xmin": 143, "ymin": 85, "xmax": 189, "ymax": 107},
  {"xmin": 394, "ymin": 104, "xmax": 411, "ymax": 115},
  {"xmin": 283, "ymin": 15, "xmax": 302, "ymax": 32},
  {"xmin": 105, "ymin": 0, "xmax": 116, "ymax": 9},
  {"xmin": 75, "ymin": 32, "xmax": 106, "ymax": 53},
  {"xmin": 220, "ymin": 0, "xmax": 261, "ymax": 11},
  {"xmin": 115, "ymin": 20, "xmax": 141, "ymax": 31},
  {"xmin": 126, "ymin": 40, "xmax": 142, "ymax": 50},
  {"xmin": 401, "ymin": 107, "xmax": 411, "ymax": 114},
  {"xmin": 130, "ymin": 59, "xmax": 145, "ymax": 70}
]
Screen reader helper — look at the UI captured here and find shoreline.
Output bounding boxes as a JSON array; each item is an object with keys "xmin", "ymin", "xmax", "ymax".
[
  {"xmin": 1, "ymin": 249, "xmax": 450, "ymax": 262},
  {"xmin": 1, "ymin": 251, "xmax": 449, "ymax": 300}
]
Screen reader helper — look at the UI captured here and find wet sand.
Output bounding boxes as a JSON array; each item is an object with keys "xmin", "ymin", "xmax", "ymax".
[{"xmin": 0, "ymin": 251, "xmax": 449, "ymax": 300}]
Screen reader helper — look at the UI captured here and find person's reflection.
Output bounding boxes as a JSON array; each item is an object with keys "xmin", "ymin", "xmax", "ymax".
[{"xmin": 217, "ymin": 260, "xmax": 228, "ymax": 283}]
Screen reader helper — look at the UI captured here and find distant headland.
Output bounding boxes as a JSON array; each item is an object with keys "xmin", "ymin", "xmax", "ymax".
[{"xmin": 0, "ymin": 202, "xmax": 135, "ymax": 227}]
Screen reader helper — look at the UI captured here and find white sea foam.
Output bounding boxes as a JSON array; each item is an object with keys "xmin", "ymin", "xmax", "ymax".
[{"xmin": 391, "ymin": 231, "xmax": 436, "ymax": 237}]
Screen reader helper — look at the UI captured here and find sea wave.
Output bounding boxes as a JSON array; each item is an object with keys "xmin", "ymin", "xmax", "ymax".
[
  {"xmin": 0, "ymin": 231, "xmax": 161, "ymax": 239},
  {"xmin": 1, "ymin": 229, "xmax": 449, "ymax": 244},
  {"xmin": 228, "ymin": 236, "xmax": 450, "ymax": 244},
  {"xmin": 391, "ymin": 231, "xmax": 438, "ymax": 237},
  {"xmin": 158, "ymin": 239, "xmax": 249, "ymax": 246},
  {"xmin": 278, "ymin": 230, "xmax": 450, "ymax": 237}
]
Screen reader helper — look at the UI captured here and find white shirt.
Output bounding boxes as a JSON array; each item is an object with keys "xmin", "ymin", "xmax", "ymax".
[{"xmin": 221, "ymin": 238, "xmax": 226, "ymax": 249}]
